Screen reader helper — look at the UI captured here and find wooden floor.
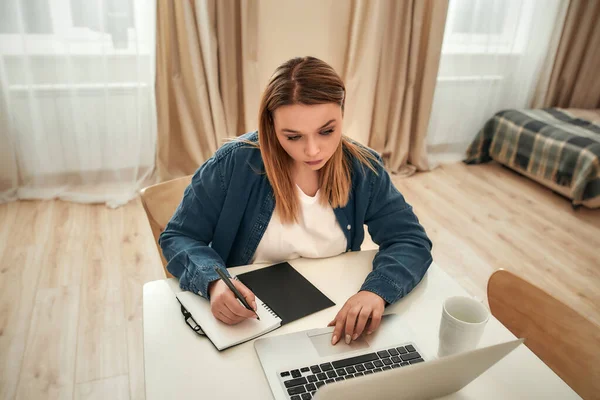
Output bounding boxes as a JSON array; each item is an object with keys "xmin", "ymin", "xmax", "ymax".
[{"xmin": 0, "ymin": 161, "xmax": 598, "ymax": 400}]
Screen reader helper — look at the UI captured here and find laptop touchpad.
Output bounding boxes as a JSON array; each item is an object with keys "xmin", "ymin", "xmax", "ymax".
[{"xmin": 309, "ymin": 332, "xmax": 370, "ymax": 357}]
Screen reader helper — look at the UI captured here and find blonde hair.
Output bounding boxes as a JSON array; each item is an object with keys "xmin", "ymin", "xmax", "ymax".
[{"xmin": 254, "ymin": 56, "xmax": 379, "ymax": 223}]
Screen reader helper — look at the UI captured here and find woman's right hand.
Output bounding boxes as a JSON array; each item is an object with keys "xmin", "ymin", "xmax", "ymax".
[{"xmin": 208, "ymin": 279, "xmax": 258, "ymax": 325}]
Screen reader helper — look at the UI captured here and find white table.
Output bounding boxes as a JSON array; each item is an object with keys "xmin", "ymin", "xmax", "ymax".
[{"xmin": 143, "ymin": 250, "xmax": 580, "ymax": 399}]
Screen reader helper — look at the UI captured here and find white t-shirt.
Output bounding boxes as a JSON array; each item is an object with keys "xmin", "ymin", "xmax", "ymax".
[{"xmin": 252, "ymin": 185, "xmax": 347, "ymax": 264}]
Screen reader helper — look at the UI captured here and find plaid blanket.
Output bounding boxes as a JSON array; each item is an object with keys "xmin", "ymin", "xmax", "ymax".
[{"xmin": 464, "ymin": 108, "xmax": 600, "ymax": 205}]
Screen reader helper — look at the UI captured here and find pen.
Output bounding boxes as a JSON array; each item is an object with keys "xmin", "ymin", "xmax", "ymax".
[{"xmin": 214, "ymin": 266, "xmax": 260, "ymax": 320}]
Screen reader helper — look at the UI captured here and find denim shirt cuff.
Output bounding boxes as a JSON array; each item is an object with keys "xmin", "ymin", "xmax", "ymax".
[
  {"xmin": 178, "ymin": 261, "xmax": 222, "ymax": 299},
  {"xmin": 359, "ymin": 273, "xmax": 404, "ymax": 305},
  {"xmin": 197, "ymin": 267, "xmax": 222, "ymax": 299}
]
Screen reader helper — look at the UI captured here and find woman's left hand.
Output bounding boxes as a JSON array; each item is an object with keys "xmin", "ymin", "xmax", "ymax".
[{"xmin": 328, "ymin": 290, "xmax": 385, "ymax": 345}]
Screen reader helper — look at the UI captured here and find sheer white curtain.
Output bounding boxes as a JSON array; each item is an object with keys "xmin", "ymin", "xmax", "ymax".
[
  {"xmin": 426, "ymin": 0, "xmax": 568, "ymax": 165},
  {"xmin": 0, "ymin": 0, "xmax": 157, "ymax": 207}
]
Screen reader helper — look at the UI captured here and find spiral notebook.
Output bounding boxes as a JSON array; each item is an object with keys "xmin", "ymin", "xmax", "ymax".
[
  {"xmin": 175, "ymin": 262, "xmax": 335, "ymax": 351},
  {"xmin": 176, "ymin": 290, "xmax": 282, "ymax": 350}
]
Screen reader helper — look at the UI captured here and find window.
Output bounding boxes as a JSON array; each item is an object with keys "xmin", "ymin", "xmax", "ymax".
[
  {"xmin": 442, "ymin": 0, "xmax": 535, "ymax": 54},
  {"xmin": 0, "ymin": 0, "xmax": 53, "ymax": 34},
  {"xmin": 0, "ymin": 0, "xmax": 152, "ymax": 56}
]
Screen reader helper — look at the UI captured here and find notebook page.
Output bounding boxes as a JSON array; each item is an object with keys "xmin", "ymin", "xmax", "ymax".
[{"xmin": 176, "ymin": 291, "xmax": 282, "ymax": 350}]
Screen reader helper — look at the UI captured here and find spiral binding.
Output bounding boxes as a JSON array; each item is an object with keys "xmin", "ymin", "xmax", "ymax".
[{"xmin": 261, "ymin": 302, "xmax": 279, "ymax": 318}]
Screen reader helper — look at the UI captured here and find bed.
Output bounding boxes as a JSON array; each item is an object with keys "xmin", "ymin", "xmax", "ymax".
[{"xmin": 465, "ymin": 108, "xmax": 600, "ymax": 209}]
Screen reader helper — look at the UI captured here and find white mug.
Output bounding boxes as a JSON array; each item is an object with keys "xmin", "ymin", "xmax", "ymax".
[{"xmin": 438, "ymin": 296, "xmax": 490, "ymax": 357}]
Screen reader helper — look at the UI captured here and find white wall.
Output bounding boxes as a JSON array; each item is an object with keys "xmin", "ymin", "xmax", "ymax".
[
  {"xmin": 244, "ymin": 0, "xmax": 353, "ymax": 133},
  {"xmin": 256, "ymin": 0, "xmax": 351, "ymax": 90}
]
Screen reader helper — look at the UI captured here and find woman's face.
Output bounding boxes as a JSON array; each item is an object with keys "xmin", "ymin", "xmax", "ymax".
[{"xmin": 273, "ymin": 103, "xmax": 343, "ymax": 172}]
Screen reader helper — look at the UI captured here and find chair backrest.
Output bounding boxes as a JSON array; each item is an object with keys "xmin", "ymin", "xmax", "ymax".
[
  {"xmin": 487, "ymin": 269, "xmax": 600, "ymax": 399},
  {"xmin": 140, "ymin": 175, "xmax": 192, "ymax": 278}
]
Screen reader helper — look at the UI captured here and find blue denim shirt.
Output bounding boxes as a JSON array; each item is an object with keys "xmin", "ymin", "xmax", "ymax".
[{"xmin": 159, "ymin": 131, "xmax": 433, "ymax": 304}]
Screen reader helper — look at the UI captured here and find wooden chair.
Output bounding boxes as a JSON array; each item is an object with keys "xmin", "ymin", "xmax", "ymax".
[
  {"xmin": 487, "ymin": 269, "xmax": 600, "ymax": 399},
  {"xmin": 140, "ymin": 175, "xmax": 192, "ymax": 278}
]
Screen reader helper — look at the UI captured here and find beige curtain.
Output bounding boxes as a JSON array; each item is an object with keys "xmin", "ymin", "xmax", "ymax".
[
  {"xmin": 536, "ymin": 0, "xmax": 600, "ymax": 109},
  {"xmin": 343, "ymin": 0, "xmax": 448, "ymax": 175},
  {"xmin": 155, "ymin": 0, "xmax": 257, "ymax": 181}
]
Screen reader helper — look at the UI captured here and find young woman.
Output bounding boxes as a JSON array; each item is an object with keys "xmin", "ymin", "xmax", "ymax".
[{"xmin": 160, "ymin": 56, "xmax": 432, "ymax": 346}]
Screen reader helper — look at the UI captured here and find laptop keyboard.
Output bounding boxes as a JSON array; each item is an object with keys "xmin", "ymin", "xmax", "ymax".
[{"xmin": 277, "ymin": 343, "xmax": 424, "ymax": 399}]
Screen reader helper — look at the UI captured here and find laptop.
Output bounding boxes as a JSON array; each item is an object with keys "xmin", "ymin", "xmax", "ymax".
[{"xmin": 254, "ymin": 314, "xmax": 522, "ymax": 400}]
